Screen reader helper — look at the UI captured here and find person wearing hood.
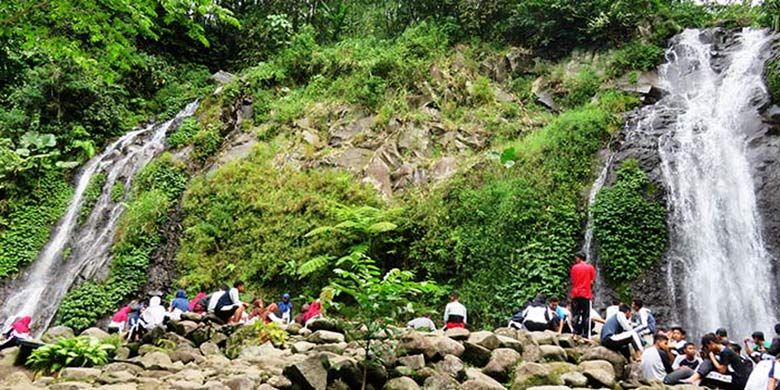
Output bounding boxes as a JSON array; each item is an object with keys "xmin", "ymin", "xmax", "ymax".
[
  {"xmin": 168, "ymin": 289, "xmax": 190, "ymax": 321},
  {"xmin": 278, "ymin": 293, "xmax": 293, "ymax": 324},
  {"xmin": 1, "ymin": 316, "xmax": 31, "ymax": 350},
  {"xmin": 189, "ymin": 292, "xmax": 207, "ymax": 313},
  {"xmin": 108, "ymin": 306, "xmax": 131, "ymax": 333},
  {"xmin": 522, "ymin": 294, "xmax": 557, "ymax": 332},
  {"xmin": 142, "ymin": 296, "xmax": 166, "ymax": 330}
]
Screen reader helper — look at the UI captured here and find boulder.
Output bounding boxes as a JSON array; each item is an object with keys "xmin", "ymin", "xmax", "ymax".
[
  {"xmin": 526, "ymin": 387, "xmax": 573, "ymax": 390},
  {"xmin": 200, "ymin": 342, "xmax": 221, "ymax": 356},
  {"xmin": 311, "ymin": 341, "xmax": 348, "ymax": 354},
  {"xmin": 468, "ymin": 331, "xmax": 501, "ymax": 350},
  {"xmin": 482, "ymin": 348, "xmax": 521, "ymax": 381},
  {"xmin": 104, "ymin": 362, "xmax": 144, "ymax": 374},
  {"xmin": 306, "ymin": 317, "xmax": 344, "ymax": 333},
  {"xmin": 180, "ymin": 312, "xmax": 203, "ymax": 322},
  {"xmin": 286, "ymin": 322, "xmax": 303, "ymax": 335},
  {"xmin": 169, "ymin": 348, "xmax": 203, "ymax": 364},
  {"xmin": 115, "ymin": 347, "xmax": 131, "ymax": 360},
  {"xmin": 581, "ymin": 346, "xmax": 628, "ymax": 378},
  {"xmin": 221, "ymin": 374, "xmax": 255, "ymax": 390},
  {"xmin": 434, "ymin": 354, "xmax": 465, "ymax": 380},
  {"xmin": 61, "ymin": 367, "xmax": 102, "ymax": 382},
  {"xmin": 529, "ymin": 331, "xmax": 558, "ymax": 346},
  {"xmin": 497, "ymin": 335, "xmax": 523, "ymax": 352},
  {"xmin": 80, "ymin": 327, "xmax": 111, "ymax": 341},
  {"xmin": 540, "ymin": 345, "xmax": 567, "ymax": 362},
  {"xmin": 99, "ymin": 370, "xmax": 137, "ymax": 385},
  {"xmin": 444, "ymin": 327, "xmax": 470, "ymax": 341},
  {"xmin": 431, "ymin": 335, "xmax": 465, "ymax": 358},
  {"xmin": 170, "ymin": 321, "xmax": 199, "ymax": 336},
  {"xmin": 268, "ymin": 374, "xmax": 293, "ymax": 388},
  {"xmin": 579, "ymin": 360, "xmax": 616, "ymax": 388},
  {"xmin": 169, "ymin": 380, "xmax": 202, "ymax": 390},
  {"xmin": 0, "ymin": 347, "xmax": 19, "ymax": 367},
  {"xmin": 308, "ymin": 330, "xmax": 345, "ymax": 344},
  {"xmin": 292, "ymin": 341, "xmax": 317, "ymax": 353},
  {"xmin": 210, "ymin": 331, "xmax": 228, "ymax": 347},
  {"xmin": 384, "ymin": 376, "xmax": 420, "ymax": 390},
  {"xmin": 320, "ymin": 352, "xmax": 362, "ymax": 388},
  {"xmin": 283, "ymin": 356, "xmax": 328, "ymax": 390},
  {"xmin": 399, "ymin": 332, "xmax": 433, "ymax": 356},
  {"xmin": 1, "ymin": 371, "xmax": 32, "ymax": 387},
  {"xmin": 464, "ymin": 368, "xmax": 505, "ymax": 390},
  {"xmin": 139, "ymin": 351, "xmax": 174, "ymax": 370},
  {"xmin": 493, "ymin": 327, "xmax": 519, "ymax": 339},
  {"xmin": 557, "ymin": 334, "xmax": 576, "ymax": 349},
  {"xmin": 42, "ymin": 326, "xmax": 75, "ymax": 343},
  {"xmin": 422, "ymin": 374, "xmax": 460, "ymax": 390},
  {"xmin": 512, "ymin": 362, "xmax": 562, "ymax": 390},
  {"xmin": 462, "ymin": 341, "xmax": 492, "ymax": 367},
  {"xmin": 560, "ymin": 372, "xmax": 588, "ymax": 388},
  {"xmin": 211, "ymin": 70, "xmax": 236, "ymax": 85},
  {"xmin": 397, "ymin": 354, "xmax": 426, "ymax": 370},
  {"xmin": 49, "ymin": 382, "xmax": 93, "ymax": 390}
]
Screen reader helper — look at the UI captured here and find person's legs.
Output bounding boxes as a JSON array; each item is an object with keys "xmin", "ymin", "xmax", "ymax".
[
  {"xmin": 525, "ymin": 322, "xmax": 548, "ymax": 332},
  {"xmin": 604, "ymin": 330, "xmax": 642, "ymax": 359},
  {"xmin": 230, "ymin": 305, "xmax": 244, "ymax": 323},
  {"xmin": 571, "ymin": 298, "xmax": 590, "ymax": 336},
  {"xmin": 0, "ymin": 337, "xmax": 18, "ymax": 351},
  {"xmin": 664, "ymin": 368, "xmax": 695, "ymax": 385}
]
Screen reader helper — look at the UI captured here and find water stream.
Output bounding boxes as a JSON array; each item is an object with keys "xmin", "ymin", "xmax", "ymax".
[{"xmin": 0, "ymin": 102, "xmax": 198, "ymax": 335}]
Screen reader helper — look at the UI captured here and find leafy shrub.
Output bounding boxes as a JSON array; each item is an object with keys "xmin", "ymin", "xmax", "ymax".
[
  {"xmin": 131, "ymin": 153, "xmax": 188, "ymax": 201},
  {"xmin": 225, "ymin": 321, "xmax": 288, "ymax": 358},
  {"xmin": 609, "ymin": 42, "xmax": 665, "ymax": 77},
  {"xmin": 79, "ymin": 173, "xmax": 107, "ymax": 224},
  {"xmin": 561, "ymin": 67, "xmax": 601, "ymax": 108},
  {"xmin": 27, "ymin": 336, "xmax": 114, "ymax": 374},
  {"xmin": 591, "ymin": 160, "xmax": 667, "ymax": 290},
  {"xmin": 766, "ymin": 58, "xmax": 780, "ymax": 103},
  {"xmin": 192, "ymin": 125, "xmax": 223, "ymax": 162},
  {"xmin": 0, "ymin": 173, "xmax": 73, "ymax": 278},
  {"xmin": 166, "ymin": 118, "xmax": 201, "ymax": 150},
  {"xmin": 111, "ymin": 182, "xmax": 125, "ymax": 203}
]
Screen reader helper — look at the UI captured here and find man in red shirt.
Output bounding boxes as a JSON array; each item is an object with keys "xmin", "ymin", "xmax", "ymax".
[{"xmin": 570, "ymin": 252, "xmax": 595, "ymax": 337}]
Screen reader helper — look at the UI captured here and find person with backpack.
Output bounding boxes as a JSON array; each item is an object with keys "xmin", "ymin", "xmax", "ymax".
[
  {"xmin": 522, "ymin": 294, "xmax": 557, "ymax": 332},
  {"xmin": 601, "ymin": 304, "xmax": 643, "ymax": 361},
  {"xmin": 214, "ymin": 281, "xmax": 247, "ymax": 324}
]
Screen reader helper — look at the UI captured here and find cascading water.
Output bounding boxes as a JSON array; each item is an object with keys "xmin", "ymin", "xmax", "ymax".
[
  {"xmin": 0, "ymin": 101, "xmax": 198, "ymax": 335},
  {"xmin": 582, "ymin": 151, "xmax": 615, "ymax": 309},
  {"xmin": 641, "ymin": 28, "xmax": 777, "ymax": 337}
]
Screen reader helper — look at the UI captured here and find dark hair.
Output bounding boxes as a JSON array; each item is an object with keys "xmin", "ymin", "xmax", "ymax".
[
  {"xmin": 632, "ymin": 299, "xmax": 643, "ymax": 308},
  {"xmin": 575, "ymin": 252, "xmax": 586, "ymax": 261},
  {"xmin": 752, "ymin": 331, "xmax": 765, "ymax": 341},
  {"xmin": 619, "ymin": 304, "xmax": 631, "ymax": 313},
  {"xmin": 550, "ymin": 296, "xmax": 560, "ymax": 303},
  {"xmin": 674, "ymin": 327, "xmax": 687, "ymax": 336},
  {"xmin": 450, "ymin": 291, "xmax": 460, "ymax": 300},
  {"xmin": 716, "ymin": 328, "xmax": 728, "ymax": 337},
  {"xmin": 701, "ymin": 333, "xmax": 719, "ymax": 347},
  {"xmin": 775, "ymin": 324, "xmax": 780, "ymax": 335},
  {"xmin": 611, "ymin": 299, "xmax": 621, "ymax": 306},
  {"xmin": 728, "ymin": 343, "xmax": 741, "ymax": 354},
  {"xmin": 654, "ymin": 333, "xmax": 669, "ymax": 343},
  {"xmin": 683, "ymin": 342, "xmax": 695, "ymax": 350},
  {"xmin": 234, "ymin": 280, "xmax": 245, "ymax": 288}
]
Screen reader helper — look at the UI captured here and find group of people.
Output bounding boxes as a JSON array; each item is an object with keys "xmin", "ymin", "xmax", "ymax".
[{"xmin": 106, "ymin": 281, "xmax": 325, "ymax": 341}]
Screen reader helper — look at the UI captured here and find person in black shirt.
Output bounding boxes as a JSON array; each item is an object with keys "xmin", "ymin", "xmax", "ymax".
[
  {"xmin": 684, "ymin": 333, "xmax": 751, "ymax": 390},
  {"xmin": 767, "ymin": 324, "xmax": 780, "ymax": 356}
]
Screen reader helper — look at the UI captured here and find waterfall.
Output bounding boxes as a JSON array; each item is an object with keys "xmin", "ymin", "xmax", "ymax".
[
  {"xmin": 0, "ymin": 102, "xmax": 198, "ymax": 335},
  {"xmin": 582, "ymin": 151, "xmax": 615, "ymax": 309},
  {"xmin": 643, "ymin": 28, "xmax": 777, "ymax": 337}
]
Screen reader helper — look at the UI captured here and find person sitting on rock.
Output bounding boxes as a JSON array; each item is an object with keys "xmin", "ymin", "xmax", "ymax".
[
  {"xmin": 214, "ymin": 281, "xmax": 247, "ymax": 324},
  {"xmin": 302, "ymin": 300, "xmax": 323, "ymax": 327},
  {"xmin": 767, "ymin": 324, "xmax": 780, "ymax": 357},
  {"xmin": 0, "ymin": 316, "xmax": 31, "ymax": 351},
  {"xmin": 641, "ymin": 333, "xmax": 674, "ymax": 382},
  {"xmin": 600, "ymin": 304, "xmax": 643, "ymax": 361},
  {"xmin": 141, "ymin": 296, "xmax": 166, "ymax": 330},
  {"xmin": 168, "ymin": 289, "xmax": 190, "ymax": 321},
  {"xmin": 294, "ymin": 303, "xmax": 310, "ymax": 326},
  {"xmin": 188, "ymin": 291, "xmax": 207, "ymax": 313},
  {"xmin": 549, "ymin": 296, "xmax": 571, "ymax": 334},
  {"xmin": 277, "ymin": 293, "xmax": 293, "ymax": 325},
  {"xmin": 126, "ymin": 304, "xmax": 143, "ymax": 342},
  {"xmin": 683, "ymin": 333, "xmax": 751, "ymax": 390},
  {"xmin": 443, "ymin": 291, "xmax": 467, "ymax": 330},
  {"xmin": 743, "ymin": 331, "xmax": 770, "ymax": 356},
  {"xmin": 108, "ymin": 305, "xmax": 131, "ymax": 333},
  {"xmin": 605, "ymin": 298, "xmax": 621, "ymax": 320},
  {"xmin": 508, "ymin": 307, "xmax": 525, "ymax": 330},
  {"xmin": 407, "ymin": 314, "xmax": 436, "ymax": 331},
  {"xmin": 522, "ymin": 294, "xmax": 557, "ymax": 332},
  {"xmin": 631, "ymin": 299, "xmax": 655, "ymax": 341},
  {"xmin": 664, "ymin": 342, "xmax": 702, "ymax": 384},
  {"xmin": 669, "ymin": 326, "xmax": 688, "ymax": 355},
  {"xmin": 716, "ymin": 327, "xmax": 735, "ymax": 346}
]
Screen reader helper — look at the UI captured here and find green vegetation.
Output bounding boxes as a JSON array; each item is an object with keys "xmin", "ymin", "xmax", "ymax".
[
  {"xmin": 79, "ymin": 173, "xmax": 107, "ymax": 224},
  {"xmin": 767, "ymin": 58, "xmax": 780, "ymax": 103},
  {"xmin": 225, "ymin": 321, "xmax": 288, "ymax": 359},
  {"xmin": 58, "ymin": 154, "xmax": 187, "ymax": 330},
  {"xmin": 591, "ymin": 160, "xmax": 667, "ymax": 297},
  {"xmin": 26, "ymin": 336, "xmax": 115, "ymax": 374},
  {"xmin": 166, "ymin": 118, "xmax": 201, "ymax": 150}
]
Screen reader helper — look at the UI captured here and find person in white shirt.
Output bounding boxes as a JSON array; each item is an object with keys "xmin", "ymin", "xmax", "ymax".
[
  {"xmin": 141, "ymin": 296, "xmax": 166, "ymax": 329},
  {"xmin": 523, "ymin": 295, "xmax": 555, "ymax": 332},
  {"xmin": 605, "ymin": 299, "xmax": 621, "ymax": 321},
  {"xmin": 443, "ymin": 292, "xmax": 467, "ymax": 329},
  {"xmin": 407, "ymin": 315, "xmax": 436, "ymax": 331},
  {"xmin": 214, "ymin": 281, "xmax": 247, "ymax": 324},
  {"xmin": 669, "ymin": 326, "xmax": 688, "ymax": 355},
  {"xmin": 664, "ymin": 342, "xmax": 702, "ymax": 384},
  {"xmin": 640, "ymin": 333, "xmax": 674, "ymax": 382}
]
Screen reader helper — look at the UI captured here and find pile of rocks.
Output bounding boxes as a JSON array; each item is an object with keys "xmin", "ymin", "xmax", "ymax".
[{"xmin": 0, "ymin": 317, "xmax": 682, "ymax": 390}]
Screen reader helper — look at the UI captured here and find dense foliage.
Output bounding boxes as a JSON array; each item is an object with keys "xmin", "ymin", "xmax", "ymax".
[
  {"xmin": 26, "ymin": 336, "xmax": 114, "ymax": 374},
  {"xmin": 57, "ymin": 154, "xmax": 188, "ymax": 330},
  {"xmin": 591, "ymin": 160, "xmax": 668, "ymax": 296}
]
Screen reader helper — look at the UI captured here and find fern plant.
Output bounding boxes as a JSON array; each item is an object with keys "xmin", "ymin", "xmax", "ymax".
[{"xmin": 27, "ymin": 336, "xmax": 114, "ymax": 374}]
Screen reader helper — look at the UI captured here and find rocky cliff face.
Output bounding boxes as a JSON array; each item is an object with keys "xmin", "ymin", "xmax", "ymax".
[{"xmin": 600, "ymin": 28, "xmax": 780, "ymax": 329}]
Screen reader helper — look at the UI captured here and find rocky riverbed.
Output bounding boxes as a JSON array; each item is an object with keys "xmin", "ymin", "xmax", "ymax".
[{"xmin": 0, "ymin": 315, "xmax": 700, "ymax": 390}]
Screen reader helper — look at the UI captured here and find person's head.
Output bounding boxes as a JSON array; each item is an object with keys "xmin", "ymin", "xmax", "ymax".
[
  {"xmin": 450, "ymin": 291, "xmax": 459, "ymax": 302},
  {"xmin": 728, "ymin": 343, "xmax": 741, "ymax": 354},
  {"xmin": 549, "ymin": 296, "xmax": 560, "ymax": 310},
  {"xmin": 149, "ymin": 296, "xmax": 161, "ymax": 307},
  {"xmin": 654, "ymin": 333, "xmax": 669, "ymax": 349},
  {"xmin": 282, "ymin": 293, "xmax": 290, "ymax": 302},
  {"xmin": 670, "ymin": 326, "xmax": 686, "ymax": 341},
  {"xmin": 253, "ymin": 298, "xmax": 264, "ymax": 308},
  {"xmin": 234, "ymin": 281, "xmax": 245, "ymax": 293},
  {"xmin": 775, "ymin": 324, "xmax": 780, "ymax": 336},
  {"xmin": 619, "ymin": 304, "xmax": 632, "ymax": 319},
  {"xmin": 716, "ymin": 328, "xmax": 728, "ymax": 343},
  {"xmin": 301, "ymin": 303, "xmax": 310, "ymax": 312},
  {"xmin": 702, "ymin": 333, "xmax": 723, "ymax": 352},
  {"xmin": 175, "ymin": 289, "xmax": 186, "ymax": 299},
  {"xmin": 575, "ymin": 252, "xmax": 586, "ymax": 263},
  {"xmin": 752, "ymin": 331, "xmax": 765, "ymax": 344},
  {"xmin": 611, "ymin": 299, "xmax": 621, "ymax": 306},
  {"xmin": 631, "ymin": 299, "xmax": 643, "ymax": 312},
  {"xmin": 683, "ymin": 342, "xmax": 697, "ymax": 359}
]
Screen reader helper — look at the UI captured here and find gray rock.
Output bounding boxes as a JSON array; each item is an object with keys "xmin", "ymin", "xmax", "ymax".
[
  {"xmin": 462, "ymin": 341, "xmax": 492, "ymax": 367},
  {"xmin": 180, "ymin": 312, "xmax": 203, "ymax": 322},
  {"xmin": 169, "ymin": 380, "xmax": 202, "ymax": 390},
  {"xmin": 104, "ymin": 362, "xmax": 144, "ymax": 374},
  {"xmin": 431, "ymin": 335, "xmax": 465, "ymax": 358},
  {"xmin": 0, "ymin": 371, "xmax": 32, "ymax": 387},
  {"xmin": 0, "ymin": 346, "xmax": 19, "ymax": 367},
  {"xmin": 526, "ymin": 387, "xmax": 572, "ymax": 390},
  {"xmin": 49, "ymin": 382, "xmax": 93, "ymax": 390},
  {"xmin": 444, "ymin": 327, "xmax": 470, "ymax": 341},
  {"xmin": 540, "ymin": 345, "xmax": 567, "ymax": 362},
  {"xmin": 422, "ymin": 374, "xmax": 460, "ymax": 390},
  {"xmin": 292, "ymin": 341, "xmax": 317, "ymax": 353},
  {"xmin": 200, "ymin": 342, "xmax": 221, "ymax": 356},
  {"xmin": 529, "ymin": 331, "xmax": 558, "ymax": 346},
  {"xmin": 557, "ymin": 334, "xmax": 576, "ymax": 349},
  {"xmin": 307, "ymin": 318, "xmax": 344, "ymax": 333},
  {"xmin": 434, "ymin": 354, "xmax": 465, "ymax": 380},
  {"xmin": 311, "ymin": 341, "xmax": 348, "ymax": 354},
  {"xmin": 170, "ymin": 321, "xmax": 199, "ymax": 336},
  {"xmin": 169, "ymin": 348, "xmax": 203, "ymax": 364},
  {"xmin": 42, "ymin": 325, "xmax": 75, "ymax": 343},
  {"xmin": 283, "ymin": 356, "xmax": 327, "ymax": 390},
  {"xmin": 221, "ymin": 374, "xmax": 255, "ymax": 390},
  {"xmin": 202, "ymin": 382, "xmax": 231, "ymax": 390},
  {"xmin": 98, "ymin": 370, "xmax": 136, "ymax": 385},
  {"xmin": 482, "ymin": 348, "xmax": 521, "ymax": 381},
  {"xmin": 512, "ymin": 362, "xmax": 561, "ymax": 390},
  {"xmin": 308, "ymin": 330, "xmax": 345, "ymax": 344},
  {"xmin": 80, "ymin": 327, "xmax": 111, "ymax": 341},
  {"xmin": 464, "ymin": 368, "xmax": 505, "ymax": 389},
  {"xmin": 286, "ymin": 322, "xmax": 303, "ymax": 335},
  {"xmin": 581, "ymin": 346, "xmax": 627, "ymax": 378},
  {"xmin": 468, "ymin": 331, "xmax": 500, "ymax": 350},
  {"xmin": 579, "ymin": 360, "xmax": 616, "ymax": 388},
  {"xmin": 267, "ymin": 374, "xmax": 292, "ymax": 388},
  {"xmin": 384, "ymin": 376, "xmax": 420, "ymax": 390},
  {"xmin": 497, "ymin": 335, "xmax": 523, "ymax": 352},
  {"xmin": 397, "ymin": 354, "xmax": 425, "ymax": 370},
  {"xmin": 211, "ymin": 70, "xmax": 236, "ymax": 85},
  {"xmin": 560, "ymin": 372, "xmax": 588, "ymax": 388},
  {"xmin": 431, "ymin": 157, "xmax": 458, "ymax": 181},
  {"xmin": 139, "ymin": 351, "xmax": 174, "ymax": 370},
  {"xmin": 97, "ymin": 384, "xmax": 138, "ymax": 390}
]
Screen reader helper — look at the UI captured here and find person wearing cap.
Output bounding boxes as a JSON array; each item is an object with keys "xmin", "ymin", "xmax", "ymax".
[
  {"xmin": 278, "ymin": 293, "xmax": 293, "ymax": 325},
  {"xmin": 570, "ymin": 252, "xmax": 595, "ymax": 337}
]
